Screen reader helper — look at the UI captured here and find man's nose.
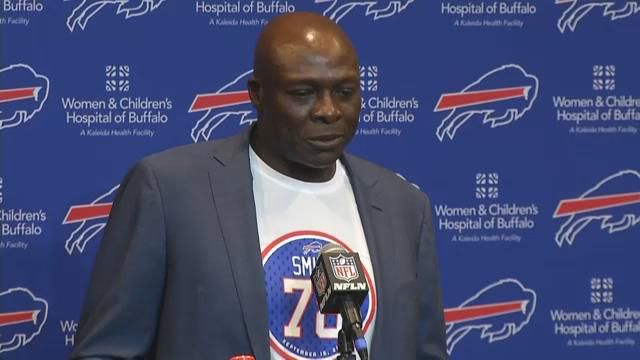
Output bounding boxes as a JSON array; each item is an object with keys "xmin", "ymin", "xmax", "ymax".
[{"xmin": 312, "ymin": 91, "xmax": 340, "ymax": 123}]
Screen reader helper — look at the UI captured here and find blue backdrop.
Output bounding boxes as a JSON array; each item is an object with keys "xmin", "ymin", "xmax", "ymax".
[{"xmin": 2, "ymin": 1, "xmax": 639, "ymax": 359}]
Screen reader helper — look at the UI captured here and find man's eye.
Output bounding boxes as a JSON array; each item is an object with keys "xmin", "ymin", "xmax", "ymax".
[
  {"xmin": 336, "ymin": 88, "xmax": 355, "ymax": 97},
  {"xmin": 289, "ymin": 89, "xmax": 313, "ymax": 97}
]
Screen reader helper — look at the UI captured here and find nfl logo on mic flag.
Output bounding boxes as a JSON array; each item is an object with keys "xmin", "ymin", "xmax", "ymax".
[{"xmin": 312, "ymin": 251, "xmax": 368, "ymax": 314}]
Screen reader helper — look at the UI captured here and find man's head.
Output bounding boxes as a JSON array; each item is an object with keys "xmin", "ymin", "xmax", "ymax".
[{"xmin": 248, "ymin": 12, "xmax": 361, "ymax": 182}]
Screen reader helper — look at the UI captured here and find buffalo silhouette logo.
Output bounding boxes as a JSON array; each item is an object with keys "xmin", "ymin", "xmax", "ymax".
[
  {"xmin": 434, "ymin": 64, "xmax": 538, "ymax": 141},
  {"xmin": 66, "ymin": 0, "xmax": 165, "ymax": 32},
  {"xmin": 554, "ymin": 170, "xmax": 640, "ymax": 247},
  {"xmin": 0, "ymin": 64, "xmax": 49, "ymax": 130},
  {"xmin": 556, "ymin": 0, "xmax": 640, "ymax": 33},
  {"xmin": 316, "ymin": 0, "xmax": 415, "ymax": 22},
  {"xmin": 63, "ymin": 185, "xmax": 119, "ymax": 255},
  {"xmin": 189, "ymin": 70, "xmax": 257, "ymax": 143},
  {"xmin": 444, "ymin": 279, "xmax": 536, "ymax": 355},
  {"xmin": 0, "ymin": 288, "xmax": 48, "ymax": 354}
]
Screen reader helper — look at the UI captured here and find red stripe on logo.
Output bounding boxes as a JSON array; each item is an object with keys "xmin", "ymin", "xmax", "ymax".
[
  {"xmin": 0, "ymin": 87, "xmax": 40, "ymax": 103},
  {"xmin": 0, "ymin": 310, "xmax": 39, "ymax": 327},
  {"xmin": 554, "ymin": 192, "xmax": 640, "ymax": 217},
  {"xmin": 444, "ymin": 300, "xmax": 527, "ymax": 325},
  {"xmin": 435, "ymin": 86, "xmax": 529, "ymax": 111},
  {"xmin": 64, "ymin": 203, "xmax": 113, "ymax": 224},
  {"xmin": 189, "ymin": 91, "xmax": 251, "ymax": 112}
]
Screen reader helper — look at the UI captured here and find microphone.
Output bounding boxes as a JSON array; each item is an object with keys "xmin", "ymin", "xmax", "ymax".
[{"xmin": 311, "ymin": 244, "xmax": 369, "ymax": 360}]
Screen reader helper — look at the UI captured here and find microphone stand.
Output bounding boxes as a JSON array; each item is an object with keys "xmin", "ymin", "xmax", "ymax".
[{"xmin": 336, "ymin": 328, "xmax": 356, "ymax": 360}]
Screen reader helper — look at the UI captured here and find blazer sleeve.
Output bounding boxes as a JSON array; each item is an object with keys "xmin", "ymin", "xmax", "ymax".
[
  {"xmin": 70, "ymin": 159, "xmax": 167, "ymax": 359},
  {"xmin": 416, "ymin": 194, "xmax": 449, "ymax": 360}
]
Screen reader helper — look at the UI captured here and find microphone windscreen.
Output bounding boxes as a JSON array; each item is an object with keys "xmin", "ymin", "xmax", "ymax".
[{"xmin": 319, "ymin": 243, "xmax": 347, "ymax": 255}]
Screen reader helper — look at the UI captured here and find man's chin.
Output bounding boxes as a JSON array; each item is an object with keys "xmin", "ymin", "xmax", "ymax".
[{"xmin": 303, "ymin": 150, "xmax": 343, "ymax": 168}]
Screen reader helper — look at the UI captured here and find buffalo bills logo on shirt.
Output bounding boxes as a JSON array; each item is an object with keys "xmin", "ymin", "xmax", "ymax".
[
  {"xmin": 0, "ymin": 288, "xmax": 48, "ymax": 354},
  {"xmin": 0, "ymin": 64, "xmax": 49, "ymax": 130},
  {"xmin": 262, "ymin": 230, "xmax": 376, "ymax": 359},
  {"xmin": 554, "ymin": 170, "xmax": 640, "ymax": 247}
]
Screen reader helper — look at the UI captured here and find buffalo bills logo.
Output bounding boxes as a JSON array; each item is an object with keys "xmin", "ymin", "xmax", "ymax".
[
  {"xmin": 0, "ymin": 64, "xmax": 49, "ymax": 130},
  {"xmin": 63, "ymin": 185, "xmax": 119, "ymax": 254},
  {"xmin": 0, "ymin": 288, "xmax": 48, "ymax": 354},
  {"xmin": 316, "ymin": 0, "xmax": 414, "ymax": 22},
  {"xmin": 444, "ymin": 279, "xmax": 536, "ymax": 355},
  {"xmin": 303, "ymin": 241, "xmax": 323, "ymax": 255},
  {"xmin": 189, "ymin": 70, "xmax": 257, "ymax": 143},
  {"xmin": 554, "ymin": 170, "xmax": 640, "ymax": 247},
  {"xmin": 556, "ymin": 0, "xmax": 640, "ymax": 33},
  {"xmin": 434, "ymin": 64, "xmax": 538, "ymax": 141},
  {"xmin": 66, "ymin": 0, "xmax": 165, "ymax": 32},
  {"xmin": 262, "ymin": 230, "xmax": 376, "ymax": 359}
]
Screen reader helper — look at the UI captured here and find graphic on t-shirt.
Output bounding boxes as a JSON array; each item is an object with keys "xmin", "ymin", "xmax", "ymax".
[{"xmin": 262, "ymin": 230, "xmax": 376, "ymax": 360}]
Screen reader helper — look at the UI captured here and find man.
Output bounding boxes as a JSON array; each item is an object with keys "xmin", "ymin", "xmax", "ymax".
[{"xmin": 71, "ymin": 12, "xmax": 447, "ymax": 360}]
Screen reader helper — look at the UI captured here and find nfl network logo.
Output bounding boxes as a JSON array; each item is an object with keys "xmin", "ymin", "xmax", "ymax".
[
  {"xmin": 476, "ymin": 173, "xmax": 499, "ymax": 199},
  {"xmin": 330, "ymin": 254, "xmax": 359, "ymax": 282},
  {"xmin": 105, "ymin": 65, "xmax": 130, "ymax": 92}
]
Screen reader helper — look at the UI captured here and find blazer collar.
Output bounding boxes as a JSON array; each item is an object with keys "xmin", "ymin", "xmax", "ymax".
[
  {"xmin": 341, "ymin": 153, "xmax": 394, "ymax": 356},
  {"xmin": 208, "ymin": 129, "xmax": 270, "ymax": 359}
]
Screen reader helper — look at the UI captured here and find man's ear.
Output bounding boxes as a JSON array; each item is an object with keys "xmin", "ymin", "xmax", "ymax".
[{"xmin": 248, "ymin": 76, "xmax": 263, "ymax": 112}]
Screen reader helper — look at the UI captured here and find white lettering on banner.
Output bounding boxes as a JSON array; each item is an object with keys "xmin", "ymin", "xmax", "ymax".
[
  {"xmin": 60, "ymin": 320, "xmax": 78, "ymax": 347},
  {"xmin": 367, "ymin": 97, "xmax": 419, "ymax": 109},
  {"xmin": 3, "ymin": 0, "xmax": 44, "ymax": 12},
  {"xmin": 553, "ymin": 97, "xmax": 595, "ymax": 108},
  {"xmin": 2, "ymin": 223, "xmax": 42, "ymax": 236},
  {"xmin": 256, "ymin": 1, "xmax": 295, "ymax": 14},
  {"xmin": 553, "ymin": 66, "xmax": 640, "ymax": 134},
  {"xmin": 195, "ymin": 1, "xmax": 241, "ymax": 15},
  {"xmin": 0, "ymin": 208, "xmax": 47, "ymax": 247},
  {"xmin": 436, "ymin": 203, "xmax": 538, "ymax": 236},
  {"xmin": 61, "ymin": 98, "xmax": 106, "ymax": 110},
  {"xmin": 440, "ymin": 2, "xmax": 537, "ymax": 16},
  {"xmin": 441, "ymin": 2, "xmax": 485, "ymax": 17},
  {"xmin": 550, "ymin": 307, "xmax": 640, "ymax": 346},
  {"xmin": 196, "ymin": 1, "xmax": 295, "ymax": 16},
  {"xmin": 551, "ymin": 310, "xmax": 592, "ymax": 322},
  {"xmin": 62, "ymin": 96, "xmax": 172, "ymax": 136}
]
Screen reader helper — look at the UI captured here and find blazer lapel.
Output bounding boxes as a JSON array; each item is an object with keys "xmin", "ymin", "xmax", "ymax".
[
  {"xmin": 342, "ymin": 154, "xmax": 396, "ymax": 357},
  {"xmin": 207, "ymin": 131, "xmax": 270, "ymax": 360}
]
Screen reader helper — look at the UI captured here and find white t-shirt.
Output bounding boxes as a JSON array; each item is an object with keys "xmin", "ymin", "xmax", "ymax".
[{"xmin": 250, "ymin": 147, "xmax": 377, "ymax": 360}]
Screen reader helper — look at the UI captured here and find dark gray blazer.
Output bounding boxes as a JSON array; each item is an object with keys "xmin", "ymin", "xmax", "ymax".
[{"xmin": 70, "ymin": 129, "xmax": 447, "ymax": 360}]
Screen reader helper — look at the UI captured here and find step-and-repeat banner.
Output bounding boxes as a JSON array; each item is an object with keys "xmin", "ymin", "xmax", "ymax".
[{"xmin": 2, "ymin": 1, "xmax": 639, "ymax": 359}]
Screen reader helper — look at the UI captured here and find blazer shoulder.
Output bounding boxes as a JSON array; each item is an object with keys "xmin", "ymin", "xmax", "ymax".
[
  {"xmin": 344, "ymin": 153, "xmax": 430, "ymax": 205},
  {"xmin": 137, "ymin": 134, "xmax": 241, "ymax": 174},
  {"xmin": 144, "ymin": 141, "xmax": 215, "ymax": 167}
]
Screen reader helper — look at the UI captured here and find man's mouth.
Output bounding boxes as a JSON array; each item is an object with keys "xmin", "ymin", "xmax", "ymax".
[{"xmin": 307, "ymin": 134, "xmax": 343, "ymax": 149}]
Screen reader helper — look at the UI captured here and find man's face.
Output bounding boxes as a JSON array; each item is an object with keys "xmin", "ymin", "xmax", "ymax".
[{"xmin": 252, "ymin": 41, "xmax": 361, "ymax": 179}]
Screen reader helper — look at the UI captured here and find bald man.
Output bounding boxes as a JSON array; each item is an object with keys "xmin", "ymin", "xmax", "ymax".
[{"xmin": 71, "ymin": 12, "xmax": 447, "ymax": 360}]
